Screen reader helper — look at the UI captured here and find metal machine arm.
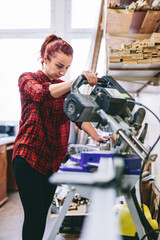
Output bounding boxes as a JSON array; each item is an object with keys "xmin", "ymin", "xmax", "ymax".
[{"xmin": 64, "ymin": 75, "xmax": 150, "ymax": 162}]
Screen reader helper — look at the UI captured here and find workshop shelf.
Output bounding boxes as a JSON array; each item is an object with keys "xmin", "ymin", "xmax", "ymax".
[{"xmin": 102, "ymin": 9, "xmax": 160, "ymax": 35}]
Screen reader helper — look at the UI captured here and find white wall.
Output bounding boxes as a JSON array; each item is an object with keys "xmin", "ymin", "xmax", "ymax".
[{"xmin": 136, "ymin": 86, "xmax": 160, "ymax": 187}]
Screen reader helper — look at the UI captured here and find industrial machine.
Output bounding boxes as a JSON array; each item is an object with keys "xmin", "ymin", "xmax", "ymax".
[{"xmin": 48, "ymin": 75, "xmax": 160, "ymax": 240}]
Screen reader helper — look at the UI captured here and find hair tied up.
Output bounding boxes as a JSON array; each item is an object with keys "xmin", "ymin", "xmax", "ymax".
[
  {"xmin": 47, "ymin": 35, "xmax": 62, "ymax": 45},
  {"xmin": 40, "ymin": 34, "xmax": 73, "ymax": 66},
  {"xmin": 41, "ymin": 34, "xmax": 61, "ymax": 59}
]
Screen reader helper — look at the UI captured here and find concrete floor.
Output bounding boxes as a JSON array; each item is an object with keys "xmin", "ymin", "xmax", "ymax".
[{"xmin": 0, "ymin": 191, "xmax": 80, "ymax": 240}]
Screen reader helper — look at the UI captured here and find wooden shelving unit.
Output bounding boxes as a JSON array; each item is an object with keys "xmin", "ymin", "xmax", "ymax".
[{"xmin": 90, "ymin": 1, "xmax": 160, "ymax": 92}]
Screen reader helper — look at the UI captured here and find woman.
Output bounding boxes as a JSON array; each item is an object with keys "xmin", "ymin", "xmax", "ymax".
[{"xmin": 12, "ymin": 34, "xmax": 109, "ymax": 240}]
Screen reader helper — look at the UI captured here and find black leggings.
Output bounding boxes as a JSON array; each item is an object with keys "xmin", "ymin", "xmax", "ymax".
[{"xmin": 13, "ymin": 156, "xmax": 57, "ymax": 240}]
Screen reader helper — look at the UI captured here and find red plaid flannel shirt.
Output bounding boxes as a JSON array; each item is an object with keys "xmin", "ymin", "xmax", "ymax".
[{"xmin": 12, "ymin": 70, "xmax": 81, "ymax": 175}]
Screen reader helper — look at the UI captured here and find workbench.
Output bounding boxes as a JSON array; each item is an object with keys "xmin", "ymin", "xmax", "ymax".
[{"xmin": 0, "ymin": 137, "xmax": 16, "ymax": 207}]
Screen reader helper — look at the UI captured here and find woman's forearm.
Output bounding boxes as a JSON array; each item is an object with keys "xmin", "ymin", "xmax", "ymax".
[
  {"xmin": 81, "ymin": 122, "xmax": 113, "ymax": 145},
  {"xmin": 81, "ymin": 122, "xmax": 99, "ymax": 142},
  {"xmin": 49, "ymin": 80, "xmax": 74, "ymax": 98}
]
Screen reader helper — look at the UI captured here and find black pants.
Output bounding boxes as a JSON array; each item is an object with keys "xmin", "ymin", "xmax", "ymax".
[{"xmin": 13, "ymin": 156, "xmax": 57, "ymax": 240}]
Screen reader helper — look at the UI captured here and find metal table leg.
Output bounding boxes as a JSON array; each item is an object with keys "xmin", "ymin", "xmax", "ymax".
[{"xmin": 48, "ymin": 186, "xmax": 76, "ymax": 240}]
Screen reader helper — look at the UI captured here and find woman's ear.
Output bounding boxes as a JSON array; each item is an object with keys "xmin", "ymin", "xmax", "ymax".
[{"xmin": 43, "ymin": 54, "xmax": 48, "ymax": 64}]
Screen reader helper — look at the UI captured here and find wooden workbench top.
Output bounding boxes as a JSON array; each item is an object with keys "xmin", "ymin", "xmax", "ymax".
[{"xmin": 0, "ymin": 136, "xmax": 15, "ymax": 146}]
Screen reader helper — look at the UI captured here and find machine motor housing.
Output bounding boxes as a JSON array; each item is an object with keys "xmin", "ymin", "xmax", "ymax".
[
  {"xmin": 63, "ymin": 75, "xmax": 135, "ymax": 122},
  {"xmin": 63, "ymin": 93, "xmax": 102, "ymax": 122},
  {"xmin": 92, "ymin": 76, "xmax": 135, "ymax": 117},
  {"xmin": 93, "ymin": 86, "xmax": 127, "ymax": 116}
]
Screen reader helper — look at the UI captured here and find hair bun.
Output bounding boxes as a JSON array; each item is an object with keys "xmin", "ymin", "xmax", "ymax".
[{"xmin": 46, "ymin": 34, "xmax": 62, "ymax": 45}]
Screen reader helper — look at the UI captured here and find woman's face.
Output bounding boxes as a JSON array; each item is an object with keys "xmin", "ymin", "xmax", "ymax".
[{"xmin": 43, "ymin": 51, "xmax": 73, "ymax": 81}]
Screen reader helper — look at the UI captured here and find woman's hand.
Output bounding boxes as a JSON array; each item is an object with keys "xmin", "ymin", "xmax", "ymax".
[
  {"xmin": 81, "ymin": 122, "xmax": 117, "ymax": 146},
  {"xmin": 81, "ymin": 70, "xmax": 98, "ymax": 86},
  {"xmin": 92, "ymin": 135, "xmax": 116, "ymax": 146}
]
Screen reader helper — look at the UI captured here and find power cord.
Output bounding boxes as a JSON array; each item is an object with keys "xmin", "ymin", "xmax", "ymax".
[
  {"xmin": 140, "ymin": 229, "xmax": 160, "ymax": 240},
  {"xmin": 127, "ymin": 99, "xmax": 160, "ymax": 218},
  {"xmin": 127, "ymin": 100, "xmax": 160, "ymax": 161}
]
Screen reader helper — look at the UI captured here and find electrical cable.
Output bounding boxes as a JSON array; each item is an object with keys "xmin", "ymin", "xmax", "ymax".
[
  {"xmin": 127, "ymin": 99, "xmax": 160, "ymax": 215},
  {"xmin": 127, "ymin": 99, "xmax": 160, "ymax": 160},
  {"xmin": 140, "ymin": 228, "xmax": 160, "ymax": 240}
]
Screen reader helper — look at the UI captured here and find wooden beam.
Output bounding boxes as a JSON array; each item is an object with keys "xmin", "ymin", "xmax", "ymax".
[
  {"xmin": 91, "ymin": 0, "xmax": 104, "ymax": 72},
  {"xmin": 109, "ymin": 67, "xmax": 160, "ymax": 71},
  {"xmin": 105, "ymin": 33, "xmax": 152, "ymax": 40}
]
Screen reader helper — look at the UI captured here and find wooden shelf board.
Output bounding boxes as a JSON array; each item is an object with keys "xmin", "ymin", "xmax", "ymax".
[
  {"xmin": 108, "ymin": 63, "xmax": 160, "ymax": 79},
  {"xmin": 139, "ymin": 10, "xmax": 160, "ymax": 33},
  {"xmin": 106, "ymin": 33, "xmax": 151, "ymax": 40},
  {"xmin": 105, "ymin": 9, "xmax": 134, "ymax": 34},
  {"xmin": 109, "ymin": 63, "xmax": 160, "ymax": 70},
  {"xmin": 115, "ymin": 80, "xmax": 160, "ymax": 93}
]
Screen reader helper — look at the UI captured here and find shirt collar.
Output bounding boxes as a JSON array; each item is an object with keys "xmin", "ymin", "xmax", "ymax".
[
  {"xmin": 37, "ymin": 70, "xmax": 63, "ymax": 83},
  {"xmin": 37, "ymin": 70, "xmax": 50, "ymax": 82},
  {"xmin": 37, "ymin": 70, "xmax": 62, "ymax": 84}
]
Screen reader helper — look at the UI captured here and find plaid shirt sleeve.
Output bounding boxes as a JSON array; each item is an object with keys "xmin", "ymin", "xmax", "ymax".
[{"xmin": 18, "ymin": 72, "xmax": 53, "ymax": 102}]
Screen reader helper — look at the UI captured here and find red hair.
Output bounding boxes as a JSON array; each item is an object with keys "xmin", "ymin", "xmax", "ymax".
[{"xmin": 40, "ymin": 34, "xmax": 73, "ymax": 65}]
